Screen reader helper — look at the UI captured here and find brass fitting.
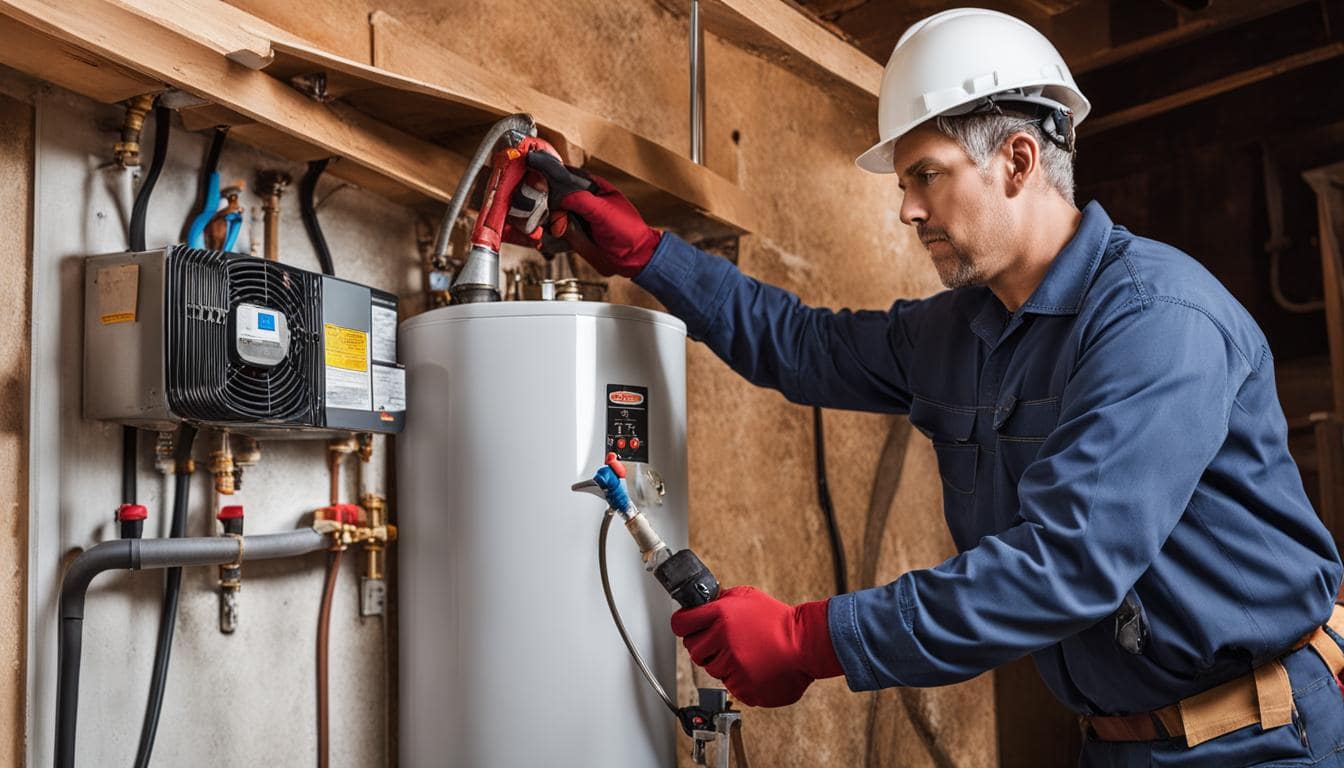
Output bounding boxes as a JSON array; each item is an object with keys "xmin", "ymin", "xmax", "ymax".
[
  {"xmin": 113, "ymin": 93, "xmax": 155, "ymax": 168},
  {"xmin": 360, "ymin": 493, "xmax": 387, "ymax": 580},
  {"xmin": 313, "ymin": 503, "xmax": 395, "ymax": 553},
  {"xmin": 328, "ymin": 436, "xmax": 357, "ymax": 458},
  {"xmin": 255, "ymin": 170, "xmax": 291, "ymax": 262},
  {"xmin": 356, "ymin": 432, "xmax": 374, "ymax": 463},
  {"xmin": 210, "ymin": 433, "xmax": 235, "ymax": 495}
]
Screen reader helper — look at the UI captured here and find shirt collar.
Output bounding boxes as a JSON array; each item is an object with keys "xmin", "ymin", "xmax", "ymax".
[{"xmin": 1017, "ymin": 200, "xmax": 1113, "ymax": 317}]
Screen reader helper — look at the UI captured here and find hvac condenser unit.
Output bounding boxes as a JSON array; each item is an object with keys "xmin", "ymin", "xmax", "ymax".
[{"xmin": 84, "ymin": 245, "xmax": 405, "ymax": 434}]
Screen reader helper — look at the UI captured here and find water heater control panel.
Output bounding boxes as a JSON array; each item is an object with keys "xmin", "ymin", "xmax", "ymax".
[{"xmin": 606, "ymin": 384, "xmax": 649, "ymax": 463}]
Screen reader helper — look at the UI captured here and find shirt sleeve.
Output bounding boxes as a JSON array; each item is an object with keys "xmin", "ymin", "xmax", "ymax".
[
  {"xmin": 634, "ymin": 233, "xmax": 920, "ymax": 412},
  {"xmin": 827, "ymin": 296, "xmax": 1256, "ymax": 689}
]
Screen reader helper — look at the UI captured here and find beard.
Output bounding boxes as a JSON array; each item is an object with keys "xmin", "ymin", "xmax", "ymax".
[{"xmin": 919, "ymin": 226, "xmax": 982, "ymax": 289}]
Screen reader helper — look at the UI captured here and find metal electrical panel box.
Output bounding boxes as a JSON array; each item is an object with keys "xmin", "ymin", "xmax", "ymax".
[{"xmin": 83, "ymin": 246, "xmax": 405, "ymax": 434}]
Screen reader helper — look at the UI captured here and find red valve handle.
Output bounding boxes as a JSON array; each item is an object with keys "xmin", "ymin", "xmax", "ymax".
[{"xmin": 605, "ymin": 451, "xmax": 626, "ymax": 479}]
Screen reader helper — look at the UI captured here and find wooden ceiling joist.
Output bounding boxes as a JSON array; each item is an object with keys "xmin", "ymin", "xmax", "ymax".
[
  {"xmin": 1080, "ymin": 42, "xmax": 1344, "ymax": 137},
  {"xmin": 365, "ymin": 11, "xmax": 757, "ymax": 237},
  {"xmin": 656, "ymin": 0, "xmax": 882, "ymax": 103},
  {"xmin": 0, "ymin": 13, "xmax": 159, "ymax": 103},
  {"xmin": 0, "ymin": 0, "xmax": 757, "ymax": 234},
  {"xmin": 1067, "ymin": 0, "xmax": 1313, "ymax": 74},
  {"xmin": 0, "ymin": 0, "xmax": 467, "ymax": 204}
]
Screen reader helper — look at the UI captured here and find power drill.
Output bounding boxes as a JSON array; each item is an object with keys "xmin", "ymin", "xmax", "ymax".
[
  {"xmin": 449, "ymin": 132, "xmax": 565, "ymax": 303},
  {"xmin": 573, "ymin": 453, "xmax": 720, "ymax": 609}
]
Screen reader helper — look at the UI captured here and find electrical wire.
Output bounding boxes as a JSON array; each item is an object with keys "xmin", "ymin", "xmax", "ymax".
[
  {"xmin": 128, "ymin": 104, "xmax": 170, "ymax": 252},
  {"xmin": 123, "ymin": 103, "xmax": 170, "ymax": 513},
  {"xmin": 122, "ymin": 425, "xmax": 138, "ymax": 505},
  {"xmin": 813, "ymin": 406, "xmax": 848, "ymax": 595},
  {"xmin": 300, "ymin": 158, "xmax": 336, "ymax": 276},
  {"xmin": 134, "ymin": 422, "xmax": 198, "ymax": 768},
  {"xmin": 598, "ymin": 511, "xmax": 678, "ymax": 715},
  {"xmin": 180, "ymin": 127, "xmax": 229, "ymax": 243},
  {"xmin": 317, "ymin": 549, "xmax": 341, "ymax": 768}
]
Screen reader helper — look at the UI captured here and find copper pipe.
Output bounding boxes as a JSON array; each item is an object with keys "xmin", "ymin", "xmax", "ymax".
[
  {"xmin": 328, "ymin": 451, "xmax": 341, "ymax": 506},
  {"xmin": 255, "ymin": 170, "xmax": 291, "ymax": 262},
  {"xmin": 316, "ymin": 548, "xmax": 341, "ymax": 768},
  {"xmin": 328, "ymin": 437, "xmax": 356, "ymax": 505}
]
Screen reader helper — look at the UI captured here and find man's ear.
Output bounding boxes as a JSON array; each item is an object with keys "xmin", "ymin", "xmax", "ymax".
[{"xmin": 1003, "ymin": 132, "xmax": 1040, "ymax": 198}]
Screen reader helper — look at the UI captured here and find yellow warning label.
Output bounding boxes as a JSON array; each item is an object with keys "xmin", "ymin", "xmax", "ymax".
[
  {"xmin": 97, "ymin": 264, "xmax": 139, "ymax": 324},
  {"xmin": 324, "ymin": 323, "xmax": 368, "ymax": 372}
]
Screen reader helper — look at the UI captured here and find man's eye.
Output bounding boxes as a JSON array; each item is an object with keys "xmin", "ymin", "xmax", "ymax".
[{"xmin": 919, "ymin": 171, "xmax": 939, "ymax": 184}]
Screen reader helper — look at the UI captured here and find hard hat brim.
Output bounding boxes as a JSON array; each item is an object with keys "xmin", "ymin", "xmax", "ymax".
[{"xmin": 855, "ymin": 135, "xmax": 897, "ymax": 174}]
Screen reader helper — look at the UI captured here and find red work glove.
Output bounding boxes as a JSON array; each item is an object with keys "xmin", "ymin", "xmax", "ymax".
[
  {"xmin": 670, "ymin": 586, "xmax": 843, "ymax": 708},
  {"xmin": 523, "ymin": 151, "xmax": 661, "ymax": 277}
]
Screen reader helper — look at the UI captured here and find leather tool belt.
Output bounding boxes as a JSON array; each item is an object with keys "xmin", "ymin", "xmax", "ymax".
[{"xmin": 1081, "ymin": 603, "xmax": 1344, "ymax": 747}]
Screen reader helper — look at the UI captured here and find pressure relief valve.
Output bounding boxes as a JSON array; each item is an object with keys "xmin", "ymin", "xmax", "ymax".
[{"xmin": 573, "ymin": 453, "xmax": 720, "ymax": 609}]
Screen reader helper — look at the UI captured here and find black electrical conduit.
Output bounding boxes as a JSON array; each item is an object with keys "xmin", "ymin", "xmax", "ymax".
[
  {"xmin": 122, "ymin": 103, "xmax": 173, "ymax": 504},
  {"xmin": 814, "ymin": 406, "xmax": 848, "ymax": 596},
  {"xmin": 121, "ymin": 425, "xmax": 138, "ymax": 506},
  {"xmin": 55, "ymin": 527, "xmax": 331, "ymax": 768},
  {"xmin": 128, "ymin": 104, "xmax": 170, "ymax": 254},
  {"xmin": 132, "ymin": 423, "xmax": 196, "ymax": 768},
  {"xmin": 300, "ymin": 158, "xmax": 336, "ymax": 276}
]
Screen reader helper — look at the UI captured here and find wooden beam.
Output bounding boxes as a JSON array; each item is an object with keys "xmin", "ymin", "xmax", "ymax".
[
  {"xmin": 223, "ymin": 0, "xmax": 373, "ymax": 64},
  {"xmin": 107, "ymin": 0, "xmax": 275, "ymax": 68},
  {"xmin": 0, "ymin": 0, "xmax": 466, "ymax": 203},
  {"xmin": 1080, "ymin": 43, "xmax": 1344, "ymax": 136},
  {"xmin": 1304, "ymin": 164, "xmax": 1344, "ymax": 414},
  {"xmin": 0, "ymin": 13, "xmax": 159, "ymax": 103},
  {"xmin": 1067, "ymin": 0, "xmax": 1311, "ymax": 73},
  {"xmin": 367, "ymin": 11, "xmax": 756, "ymax": 237},
  {"xmin": 654, "ymin": 0, "xmax": 881, "ymax": 101}
]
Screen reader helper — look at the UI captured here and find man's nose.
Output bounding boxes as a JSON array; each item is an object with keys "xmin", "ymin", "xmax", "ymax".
[{"xmin": 899, "ymin": 192, "xmax": 926, "ymax": 227}]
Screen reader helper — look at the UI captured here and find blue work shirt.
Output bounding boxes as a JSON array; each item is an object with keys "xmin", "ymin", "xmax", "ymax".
[{"xmin": 634, "ymin": 201, "xmax": 1342, "ymax": 715}]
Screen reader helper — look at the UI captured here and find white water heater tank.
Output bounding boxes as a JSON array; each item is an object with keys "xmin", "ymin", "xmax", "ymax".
[{"xmin": 397, "ymin": 302, "xmax": 687, "ymax": 767}]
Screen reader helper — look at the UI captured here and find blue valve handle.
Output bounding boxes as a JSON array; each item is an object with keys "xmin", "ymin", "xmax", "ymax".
[{"xmin": 592, "ymin": 465, "xmax": 633, "ymax": 517}]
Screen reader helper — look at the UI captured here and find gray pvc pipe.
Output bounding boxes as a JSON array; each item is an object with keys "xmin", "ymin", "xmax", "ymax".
[{"xmin": 56, "ymin": 528, "xmax": 331, "ymax": 768}]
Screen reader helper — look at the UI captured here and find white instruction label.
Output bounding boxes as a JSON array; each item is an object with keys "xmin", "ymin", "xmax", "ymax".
[
  {"xmin": 372, "ymin": 305, "xmax": 398, "ymax": 363},
  {"xmin": 325, "ymin": 366, "xmax": 371, "ymax": 410},
  {"xmin": 372, "ymin": 364, "xmax": 406, "ymax": 412}
]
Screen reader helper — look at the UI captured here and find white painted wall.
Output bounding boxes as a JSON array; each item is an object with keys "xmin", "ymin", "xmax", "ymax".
[{"xmin": 27, "ymin": 85, "xmax": 421, "ymax": 767}]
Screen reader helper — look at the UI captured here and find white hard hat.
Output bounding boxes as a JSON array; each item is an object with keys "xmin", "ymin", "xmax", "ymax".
[{"xmin": 856, "ymin": 7, "xmax": 1090, "ymax": 174}]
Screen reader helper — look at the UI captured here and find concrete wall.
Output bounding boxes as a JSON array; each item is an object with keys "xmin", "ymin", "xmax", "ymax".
[{"xmin": 23, "ymin": 85, "xmax": 417, "ymax": 766}]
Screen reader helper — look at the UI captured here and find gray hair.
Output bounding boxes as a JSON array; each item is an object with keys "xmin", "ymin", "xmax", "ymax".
[{"xmin": 933, "ymin": 108, "xmax": 1076, "ymax": 206}]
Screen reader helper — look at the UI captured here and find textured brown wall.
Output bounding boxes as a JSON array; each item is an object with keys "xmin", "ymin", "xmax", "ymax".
[
  {"xmin": 373, "ymin": 2, "xmax": 995, "ymax": 764},
  {"xmin": 231, "ymin": 2, "xmax": 997, "ymax": 765},
  {"xmin": 0, "ymin": 86, "xmax": 34, "ymax": 766}
]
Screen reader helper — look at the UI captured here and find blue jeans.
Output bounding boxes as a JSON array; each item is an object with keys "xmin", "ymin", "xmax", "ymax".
[{"xmin": 1080, "ymin": 630, "xmax": 1344, "ymax": 767}]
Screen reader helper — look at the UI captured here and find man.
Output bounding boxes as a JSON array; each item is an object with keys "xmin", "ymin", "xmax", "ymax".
[{"xmin": 524, "ymin": 8, "xmax": 1344, "ymax": 765}]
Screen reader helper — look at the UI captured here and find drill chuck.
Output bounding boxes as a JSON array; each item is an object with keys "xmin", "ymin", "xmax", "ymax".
[{"xmin": 654, "ymin": 549, "xmax": 720, "ymax": 609}]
